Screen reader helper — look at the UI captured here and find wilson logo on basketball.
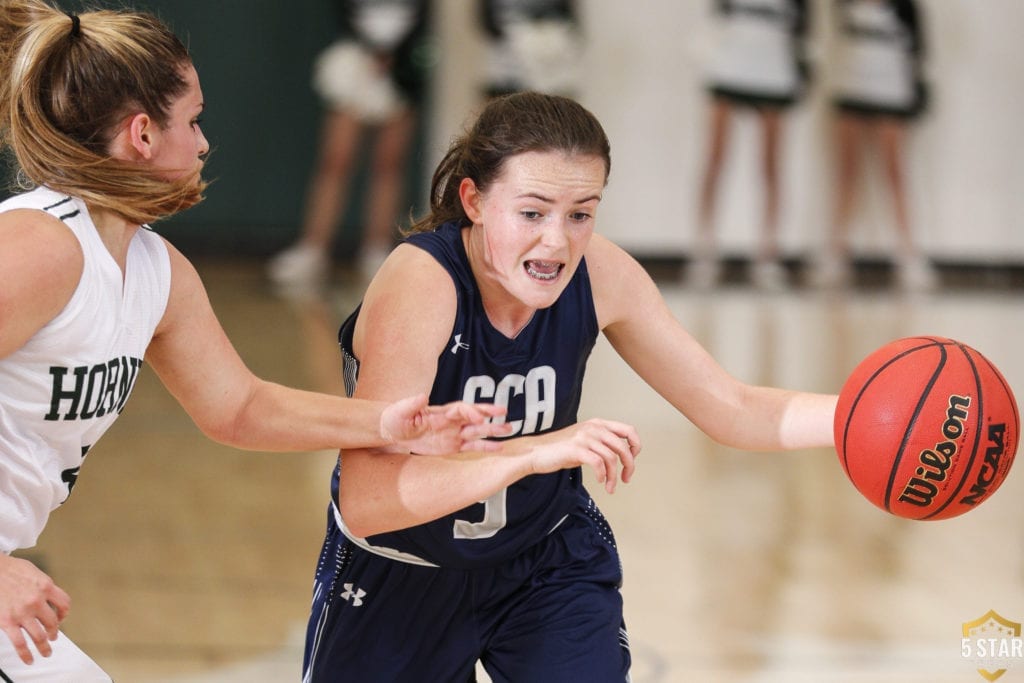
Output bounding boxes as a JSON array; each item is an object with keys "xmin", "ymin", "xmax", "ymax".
[
  {"xmin": 898, "ymin": 394, "xmax": 970, "ymax": 508},
  {"xmin": 960, "ymin": 423, "xmax": 1008, "ymax": 507}
]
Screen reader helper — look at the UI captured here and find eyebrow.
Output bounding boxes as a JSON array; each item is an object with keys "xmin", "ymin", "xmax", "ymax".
[{"xmin": 517, "ymin": 192, "xmax": 602, "ymax": 204}]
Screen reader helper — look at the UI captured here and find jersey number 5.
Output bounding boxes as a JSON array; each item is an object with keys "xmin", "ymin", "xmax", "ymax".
[{"xmin": 452, "ymin": 488, "xmax": 508, "ymax": 539}]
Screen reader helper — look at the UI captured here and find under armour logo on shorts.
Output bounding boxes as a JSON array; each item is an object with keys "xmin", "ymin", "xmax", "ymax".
[{"xmin": 340, "ymin": 583, "xmax": 367, "ymax": 607}]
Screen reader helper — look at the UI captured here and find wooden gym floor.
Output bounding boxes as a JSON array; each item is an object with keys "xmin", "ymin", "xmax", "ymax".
[{"xmin": 20, "ymin": 259, "xmax": 1024, "ymax": 682}]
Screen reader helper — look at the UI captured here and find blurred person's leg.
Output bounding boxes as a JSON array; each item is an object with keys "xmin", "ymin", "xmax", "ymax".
[
  {"xmin": 878, "ymin": 116, "xmax": 935, "ymax": 289},
  {"xmin": 751, "ymin": 106, "xmax": 787, "ymax": 288},
  {"xmin": 691, "ymin": 97, "xmax": 732, "ymax": 287},
  {"xmin": 833, "ymin": 113, "xmax": 864, "ymax": 255},
  {"xmin": 359, "ymin": 108, "xmax": 418, "ymax": 279},
  {"xmin": 810, "ymin": 112, "xmax": 863, "ymax": 288},
  {"xmin": 302, "ymin": 109, "xmax": 363, "ymax": 251},
  {"xmin": 268, "ymin": 109, "xmax": 363, "ymax": 285}
]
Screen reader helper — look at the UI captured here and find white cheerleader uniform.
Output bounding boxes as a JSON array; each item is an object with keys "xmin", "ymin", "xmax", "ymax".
[
  {"xmin": 706, "ymin": 0, "xmax": 809, "ymax": 107},
  {"xmin": 832, "ymin": 0, "xmax": 925, "ymax": 117}
]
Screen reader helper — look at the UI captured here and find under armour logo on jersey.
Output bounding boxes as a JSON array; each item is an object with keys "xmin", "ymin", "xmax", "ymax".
[
  {"xmin": 340, "ymin": 583, "xmax": 366, "ymax": 607},
  {"xmin": 450, "ymin": 334, "xmax": 470, "ymax": 354}
]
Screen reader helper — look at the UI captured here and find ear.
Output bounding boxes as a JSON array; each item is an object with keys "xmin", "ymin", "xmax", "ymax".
[
  {"xmin": 115, "ymin": 112, "xmax": 157, "ymax": 161},
  {"xmin": 458, "ymin": 177, "xmax": 483, "ymax": 224}
]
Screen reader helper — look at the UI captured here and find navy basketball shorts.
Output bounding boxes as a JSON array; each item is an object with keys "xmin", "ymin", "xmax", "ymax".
[{"xmin": 302, "ymin": 503, "xmax": 631, "ymax": 682}]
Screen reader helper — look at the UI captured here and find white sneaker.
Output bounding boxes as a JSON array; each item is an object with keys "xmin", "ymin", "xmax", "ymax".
[
  {"xmin": 267, "ymin": 243, "xmax": 329, "ymax": 285},
  {"xmin": 808, "ymin": 251, "xmax": 852, "ymax": 289},
  {"xmin": 896, "ymin": 254, "xmax": 938, "ymax": 291},
  {"xmin": 751, "ymin": 258, "xmax": 787, "ymax": 290}
]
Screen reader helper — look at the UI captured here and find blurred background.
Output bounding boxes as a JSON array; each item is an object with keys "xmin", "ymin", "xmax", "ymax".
[{"xmin": 7, "ymin": 0, "xmax": 1019, "ymax": 277}]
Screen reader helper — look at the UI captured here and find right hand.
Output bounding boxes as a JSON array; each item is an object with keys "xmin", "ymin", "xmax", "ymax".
[
  {"xmin": 523, "ymin": 418, "xmax": 642, "ymax": 494},
  {"xmin": 0, "ymin": 554, "xmax": 70, "ymax": 665}
]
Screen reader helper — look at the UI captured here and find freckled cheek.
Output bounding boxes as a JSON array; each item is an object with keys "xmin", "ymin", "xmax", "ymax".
[{"xmin": 480, "ymin": 225, "xmax": 522, "ymax": 271}]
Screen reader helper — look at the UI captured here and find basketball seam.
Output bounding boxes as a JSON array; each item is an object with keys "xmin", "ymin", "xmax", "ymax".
[
  {"xmin": 923, "ymin": 343, "xmax": 984, "ymax": 520},
  {"xmin": 840, "ymin": 339, "xmax": 943, "ymax": 475},
  {"xmin": 882, "ymin": 343, "xmax": 947, "ymax": 513}
]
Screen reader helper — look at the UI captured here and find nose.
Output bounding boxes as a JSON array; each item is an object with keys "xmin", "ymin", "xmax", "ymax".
[
  {"xmin": 540, "ymin": 218, "xmax": 570, "ymax": 251},
  {"xmin": 197, "ymin": 130, "xmax": 210, "ymax": 159}
]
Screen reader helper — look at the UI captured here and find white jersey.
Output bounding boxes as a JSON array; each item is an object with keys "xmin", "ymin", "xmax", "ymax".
[{"xmin": 0, "ymin": 186, "xmax": 171, "ymax": 553}]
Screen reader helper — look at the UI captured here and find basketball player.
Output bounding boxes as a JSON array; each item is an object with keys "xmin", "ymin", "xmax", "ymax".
[
  {"xmin": 810, "ymin": 0, "xmax": 935, "ymax": 290},
  {"xmin": 302, "ymin": 92, "xmax": 839, "ymax": 682},
  {"xmin": 694, "ymin": 0, "xmax": 811, "ymax": 289},
  {"xmin": 0, "ymin": 2, "xmax": 507, "ymax": 680}
]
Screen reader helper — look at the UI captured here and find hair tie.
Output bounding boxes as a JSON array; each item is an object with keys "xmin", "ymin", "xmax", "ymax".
[{"xmin": 66, "ymin": 12, "xmax": 81, "ymax": 38}]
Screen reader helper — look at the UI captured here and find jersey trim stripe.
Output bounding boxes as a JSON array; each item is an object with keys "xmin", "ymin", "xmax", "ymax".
[{"xmin": 332, "ymin": 503, "xmax": 439, "ymax": 567}]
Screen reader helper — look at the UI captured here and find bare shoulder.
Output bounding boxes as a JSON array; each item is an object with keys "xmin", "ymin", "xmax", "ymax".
[
  {"xmin": 585, "ymin": 233, "xmax": 661, "ymax": 330},
  {"xmin": 0, "ymin": 208, "xmax": 82, "ymax": 270},
  {"xmin": 0, "ymin": 209, "xmax": 84, "ymax": 357},
  {"xmin": 585, "ymin": 233, "xmax": 650, "ymax": 279},
  {"xmin": 356, "ymin": 242, "xmax": 457, "ymax": 359}
]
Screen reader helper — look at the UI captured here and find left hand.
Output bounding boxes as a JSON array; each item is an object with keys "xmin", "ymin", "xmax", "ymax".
[{"xmin": 381, "ymin": 394, "xmax": 512, "ymax": 454}]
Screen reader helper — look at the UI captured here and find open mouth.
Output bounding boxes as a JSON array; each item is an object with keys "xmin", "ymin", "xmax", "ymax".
[{"xmin": 524, "ymin": 260, "xmax": 563, "ymax": 281}]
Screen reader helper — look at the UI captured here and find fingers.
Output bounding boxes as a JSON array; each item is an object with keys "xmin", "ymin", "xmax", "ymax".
[
  {"xmin": 579, "ymin": 419, "xmax": 642, "ymax": 493},
  {"xmin": 3, "ymin": 626, "xmax": 33, "ymax": 665},
  {"xmin": 48, "ymin": 585, "xmax": 71, "ymax": 622},
  {"xmin": 617, "ymin": 425, "xmax": 641, "ymax": 484},
  {"xmin": 24, "ymin": 618, "xmax": 53, "ymax": 660},
  {"xmin": 0, "ymin": 556, "xmax": 70, "ymax": 665},
  {"xmin": 440, "ymin": 401, "xmax": 507, "ymax": 424},
  {"xmin": 38, "ymin": 595, "xmax": 66, "ymax": 642},
  {"xmin": 0, "ymin": 603, "xmax": 61, "ymax": 665},
  {"xmin": 459, "ymin": 421, "xmax": 512, "ymax": 447},
  {"xmin": 2, "ymin": 596, "xmax": 66, "ymax": 664}
]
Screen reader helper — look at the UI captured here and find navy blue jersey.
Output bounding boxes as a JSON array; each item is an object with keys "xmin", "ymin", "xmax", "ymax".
[{"xmin": 331, "ymin": 221, "xmax": 599, "ymax": 568}]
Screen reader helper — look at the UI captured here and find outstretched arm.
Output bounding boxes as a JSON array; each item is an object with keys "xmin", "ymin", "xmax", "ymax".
[
  {"xmin": 146, "ymin": 242, "xmax": 508, "ymax": 454},
  {"xmin": 588, "ymin": 234, "xmax": 837, "ymax": 452}
]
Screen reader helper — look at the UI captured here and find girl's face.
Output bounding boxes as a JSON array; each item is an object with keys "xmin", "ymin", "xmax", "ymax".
[
  {"xmin": 461, "ymin": 150, "xmax": 606, "ymax": 312},
  {"xmin": 150, "ymin": 64, "xmax": 208, "ymax": 182}
]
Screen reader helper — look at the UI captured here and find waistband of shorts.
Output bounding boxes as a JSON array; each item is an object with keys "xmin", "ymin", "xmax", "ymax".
[{"xmin": 332, "ymin": 502, "xmax": 440, "ymax": 568}]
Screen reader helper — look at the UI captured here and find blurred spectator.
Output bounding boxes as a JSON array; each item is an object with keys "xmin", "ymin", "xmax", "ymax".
[
  {"xmin": 268, "ymin": 0, "xmax": 433, "ymax": 286},
  {"xmin": 810, "ymin": 0, "xmax": 935, "ymax": 290},
  {"xmin": 692, "ymin": 0, "xmax": 811, "ymax": 289},
  {"xmin": 478, "ymin": 0, "xmax": 582, "ymax": 98}
]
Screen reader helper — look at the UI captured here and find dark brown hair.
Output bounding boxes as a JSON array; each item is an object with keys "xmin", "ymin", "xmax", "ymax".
[{"xmin": 408, "ymin": 91, "xmax": 611, "ymax": 234}]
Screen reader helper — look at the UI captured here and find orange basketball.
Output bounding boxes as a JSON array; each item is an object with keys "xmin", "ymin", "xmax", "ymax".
[{"xmin": 835, "ymin": 336, "xmax": 1019, "ymax": 520}]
